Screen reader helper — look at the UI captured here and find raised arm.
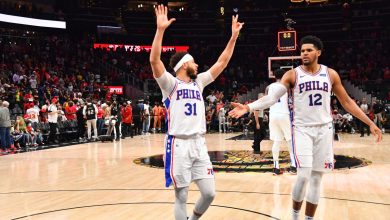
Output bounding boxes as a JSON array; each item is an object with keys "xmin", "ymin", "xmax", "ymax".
[
  {"xmin": 150, "ymin": 5, "xmax": 176, "ymax": 78},
  {"xmin": 208, "ymin": 15, "xmax": 244, "ymax": 79},
  {"xmin": 330, "ymin": 68, "xmax": 382, "ymax": 142},
  {"xmin": 229, "ymin": 69, "xmax": 295, "ymax": 118}
]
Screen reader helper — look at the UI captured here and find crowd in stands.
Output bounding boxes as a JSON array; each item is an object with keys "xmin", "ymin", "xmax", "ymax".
[
  {"xmin": 0, "ymin": 30, "xmax": 131, "ymax": 154},
  {"xmin": 0, "ymin": 26, "xmax": 389, "ymax": 155},
  {"xmin": 0, "ymin": 0, "xmax": 389, "ymax": 155}
]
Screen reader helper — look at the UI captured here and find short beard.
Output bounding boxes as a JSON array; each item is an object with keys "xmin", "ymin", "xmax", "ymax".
[{"xmin": 187, "ymin": 68, "xmax": 197, "ymax": 80}]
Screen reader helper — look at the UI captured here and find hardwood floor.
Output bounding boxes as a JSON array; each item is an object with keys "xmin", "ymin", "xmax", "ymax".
[{"xmin": 0, "ymin": 133, "xmax": 388, "ymax": 220}]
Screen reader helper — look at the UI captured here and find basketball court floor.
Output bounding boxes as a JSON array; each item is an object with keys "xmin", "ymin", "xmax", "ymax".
[{"xmin": 0, "ymin": 133, "xmax": 388, "ymax": 220}]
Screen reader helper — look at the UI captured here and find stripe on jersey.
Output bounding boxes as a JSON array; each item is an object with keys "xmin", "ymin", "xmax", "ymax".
[
  {"xmin": 164, "ymin": 135, "xmax": 176, "ymax": 187},
  {"xmin": 169, "ymin": 81, "xmax": 178, "ymax": 100},
  {"xmin": 292, "ymin": 68, "xmax": 298, "ymax": 90},
  {"xmin": 164, "ymin": 98, "xmax": 170, "ymax": 132},
  {"xmin": 164, "ymin": 81, "xmax": 178, "ymax": 134},
  {"xmin": 289, "ymin": 90, "xmax": 300, "ymax": 168},
  {"xmin": 291, "ymin": 126, "xmax": 300, "ymax": 168}
]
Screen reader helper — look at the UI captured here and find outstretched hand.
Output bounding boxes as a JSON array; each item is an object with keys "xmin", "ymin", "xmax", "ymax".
[
  {"xmin": 231, "ymin": 15, "xmax": 244, "ymax": 38},
  {"xmin": 228, "ymin": 102, "xmax": 249, "ymax": 118},
  {"xmin": 155, "ymin": 4, "xmax": 176, "ymax": 31},
  {"xmin": 369, "ymin": 123, "xmax": 382, "ymax": 143}
]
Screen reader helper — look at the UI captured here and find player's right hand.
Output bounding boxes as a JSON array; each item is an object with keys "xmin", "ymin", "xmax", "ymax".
[
  {"xmin": 228, "ymin": 102, "xmax": 248, "ymax": 118},
  {"xmin": 369, "ymin": 123, "xmax": 382, "ymax": 143},
  {"xmin": 155, "ymin": 4, "xmax": 176, "ymax": 31},
  {"xmin": 231, "ymin": 15, "xmax": 244, "ymax": 38}
]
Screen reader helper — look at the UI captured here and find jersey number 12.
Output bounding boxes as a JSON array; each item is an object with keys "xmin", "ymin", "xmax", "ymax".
[{"xmin": 309, "ymin": 94, "xmax": 322, "ymax": 106}]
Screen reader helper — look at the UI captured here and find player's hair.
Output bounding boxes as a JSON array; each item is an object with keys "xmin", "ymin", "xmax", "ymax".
[
  {"xmin": 169, "ymin": 52, "xmax": 188, "ymax": 70},
  {"xmin": 300, "ymin": 35, "xmax": 323, "ymax": 51},
  {"xmin": 274, "ymin": 69, "xmax": 286, "ymax": 80}
]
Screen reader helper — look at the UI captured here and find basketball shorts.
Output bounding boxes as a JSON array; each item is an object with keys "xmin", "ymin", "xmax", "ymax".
[
  {"xmin": 291, "ymin": 122, "xmax": 334, "ymax": 172},
  {"xmin": 164, "ymin": 135, "xmax": 214, "ymax": 188},
  {"xmin": 269, "ymin": 114, "xmax": 292, "ymax": 141}
]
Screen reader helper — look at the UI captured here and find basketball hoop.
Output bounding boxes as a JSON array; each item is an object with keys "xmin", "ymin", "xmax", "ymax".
[{"xmin": 268, "ymin": 56, "xmax": 301, "ymax": 78}]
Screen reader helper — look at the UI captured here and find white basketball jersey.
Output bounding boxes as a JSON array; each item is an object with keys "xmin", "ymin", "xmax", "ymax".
[
  {"xmin": 158, "ymin": 71, "xmax": 213, "ymax": 138},
  {"xmin": 290, "ymin": 65, "xmax": 332, "ymax": 126},
  {"xmin": 269, "ymin": 83, "xmax": 289, "ymax": 117}
]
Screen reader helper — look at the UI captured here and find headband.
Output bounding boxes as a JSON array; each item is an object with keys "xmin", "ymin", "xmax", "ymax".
[{"xmin": 173, "ymin": 54, "xmax": 194, "ymax": 72}]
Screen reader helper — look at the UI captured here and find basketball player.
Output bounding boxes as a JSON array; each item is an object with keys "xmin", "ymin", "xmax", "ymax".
[
  {"xmin": 150, "ymin": 5, "xmax": 243, "ymax": 220},
  {"xmin": 229, "ymin": 35, "xmax": 382, "ymax": 220},
  {"xmin": 265, "ymin": 69, "xmax": 295, "ymax": 175}
]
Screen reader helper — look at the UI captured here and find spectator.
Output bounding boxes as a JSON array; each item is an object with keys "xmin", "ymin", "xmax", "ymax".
[
  {"xmin": 206, "ymin": 90, "xmax": 217, "ymax": 103},
  {"xmin": 158, "ymin": 103, "xmax": 166, "ymax": 133},
  {"xmin": 57, "ymin": 105, "xmax": 67, "ymax": 122},
  {"xmin": 0, "ymin": 101, "xmax": 12, "ymax": 154},
  {"xmin": 121, "ymin": 100, "xmax": 133, "ymax": 138},
  {"xmin": 109, "ymin": 101, "xmax": 120, "ymax": 140},
  {"xmin": 218, "ymin": 105, "xmax": 227, "ymax": 133},
  {"xmin": 132, "ymin": 100, "xmax": 143, "ymax": 135},
  {"xmin": 359, "ymin": 97, "xmax": 370, "ymax": 137},
  {"xmin": 142, "ymin": 100, "xmax": 151, "ymax": 134},
  {"xmin": 47, "ymin": 97, "xmax": 60, "ymax": 144},
  {"xmin": 25, "ymin": 104, "xmax": 40, "ymax": 130},
  {"xmin": 96, "ymin": 102, "xmax": 105, "ymax": 135},
  {"xmin": 26, "ymin": 122, "xmax": 43, "ymax": 147},
  {"xmin": 65, "ymin": 101, "xmax": 77, "ymax": 120},
  {"xmin": 152, "ymin": 102, "xmax": 160, "ymax": 133},
  {"xmin": 14, "ymin": 116, "xmax": 34, "ymax": 147}
]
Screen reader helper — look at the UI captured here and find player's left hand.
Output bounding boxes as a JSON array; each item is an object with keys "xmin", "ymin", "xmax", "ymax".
[
  {"xmin": 231, "ymin": 15, "xmax": 244, "ymax": 38},
  {"xmin": 228, "ymin": 102, "xmax": 248, "ymax": 118},
  {"xmin": 369, "ymin": 123, "xmax": 382, "ymax": 143}
]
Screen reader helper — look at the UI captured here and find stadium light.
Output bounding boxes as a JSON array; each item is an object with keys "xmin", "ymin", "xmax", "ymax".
[{"xmin": 0, "ymin": 13, "xmax": 66, "ymax": 29}]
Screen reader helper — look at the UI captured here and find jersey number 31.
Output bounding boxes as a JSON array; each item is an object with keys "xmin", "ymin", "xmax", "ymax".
[{"xmin": 184, "ymin": 103, "xmax": 197, "ymax": 116}]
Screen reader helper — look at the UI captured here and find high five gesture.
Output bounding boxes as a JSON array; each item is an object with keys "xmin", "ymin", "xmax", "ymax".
[
  {"xmin": 155, "ymin": 4, "xmax": 176, "ymax": 31},
  {"xmin": 231, "ymin": 15, "xmax": 244, "ymax": 39},
  {"xmin": 150, "ymin": 4, "xmax": 176, "ymax": 78},
  {"xmin": 208, "ymin": 15, "xmax": 244, "ymax": 79}
]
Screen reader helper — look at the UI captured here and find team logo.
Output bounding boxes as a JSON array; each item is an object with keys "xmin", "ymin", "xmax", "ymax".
[
  {"xmin": 324, "ymin": 162, "xmax": 333, "ymax": 169},
  {"xmin": 207, "ymin": 168, "xmax": 214, "ymax": 175},
  {"xmin": 135, "ymin": 151, "xmax": 371, "ymax": 172}
]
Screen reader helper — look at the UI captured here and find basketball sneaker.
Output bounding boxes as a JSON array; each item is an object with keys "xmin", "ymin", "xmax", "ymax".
[
  {"xmin": 273, "ymin": 168, "xmax": 283, "ymax": 175},
  {"xmin": 288, "ymin": 166, "xmax": 297, "ymax": 175}
]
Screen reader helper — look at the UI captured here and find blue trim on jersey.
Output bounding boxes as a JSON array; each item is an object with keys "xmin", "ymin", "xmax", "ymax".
[
  {"xmin": 289, "ymin": 91, "xmax": 298, "ymax": 168},
  {"xmin": 164, "ymin": 97, "xmax": 170, "ymax": 109},
  {"xmin": 165, "ymin": 135, "xmax": 174, "ymax": 187},
  {"xmin": 290, "ymin": 126, "xmax": 298, "ymax": 168},
  {"xmin": 164, "ymin": 98, "xmax": 170, "ymax": 133},
  {"xmin": 168, "ymin": 81, "xmax": 178, "ymax": 99}
]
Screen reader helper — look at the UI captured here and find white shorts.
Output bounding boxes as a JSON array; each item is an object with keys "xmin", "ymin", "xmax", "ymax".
[
  {"xmin": 269, "ymin": 114, "xmax": 292, "ymax": 141},
  {"xmin": 291, "ymin": 123, "xmax": 334, "ymax": 172},
  {"xmin": 164, "ymin": 135, "xmax": 214, "ymax": 188}
]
